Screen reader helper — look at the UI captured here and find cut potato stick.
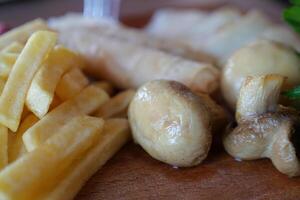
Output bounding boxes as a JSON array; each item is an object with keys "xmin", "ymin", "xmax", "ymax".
[
  {"xmin": 26, "ymin": 46, "xmax": 80, "ymax": 118},
  {"xmin": 0, "ymin": 125, "xmax": 8, "ymax": 170},
  {"xmin": 1, "ymin": 42, "xmax": 24, "ymax": 54},
  {"xmin": 0, "ymin": 31, "xmax": 57, "ymax": 131},
  {"xmin": 94, "ymin": 89, "xmax": 135, "ymax": 119},
  {"xmin": 55, "ymin": 67, "xmax": 89, "ymax": 101},
  {"xmin": 49, "ymin": 95, "xmax": 61, "ymax": 111},
  {"xmin": 44, "ymin": 118, "xmax": 130, "ymax": 200},
  {"xmin": 0, "ymin": 116, "xmax": 104, "ymax": 200},
  {"xmin": 8, "ymin": 114, "xmax": 38, "ymax": 163},
  {"xmin": 23, "ymin": 85, "xmax": 109, "ymax": 151},
  {"xmin": 0, "ymin": 53, "xmax": 18, "ymax": 78},
  {"xmin": 93, "ymin": 81, "xmax": 115, "ymax": 96},
  {"xmin": 0, "ymin": 78, "xmax": 6, "ymax": 94},
  {"xmin": 0, "ymin": 19, "xmax": 48, "ymax": 50},
  {"xmin": 21, "ymin": 106, "xmax": 30, "ymax": 120}
]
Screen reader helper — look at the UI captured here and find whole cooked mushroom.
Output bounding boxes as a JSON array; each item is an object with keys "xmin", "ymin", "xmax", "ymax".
[
  {"xmin": 222, "ymin": 40, "xmax": 300, "ymax": 109},
  {"xmin": 223, "ymin": 75, "xmax": 300, "ymax": 177},
  {"xmin": 129, "ymin": 80, "xmax": 227, "ymax": 167}
]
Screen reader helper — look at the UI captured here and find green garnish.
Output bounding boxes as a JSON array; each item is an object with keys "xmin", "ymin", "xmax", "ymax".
[
  {"xmin": 282, "ymin": 86, "xmax": 300, "ymax": 99},
  {"xmin": 283, "ymin": 1, "xmax": 300, "ymax": 33},
  {"xmin": 282, "ymin": 0, "xmax": 300, "ymax": 99},
  {"xmin": 290, "ymin": 0, "xmax": 300, "ymax": 6}
]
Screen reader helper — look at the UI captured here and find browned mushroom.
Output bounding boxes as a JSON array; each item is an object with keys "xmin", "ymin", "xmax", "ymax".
[
  {"xmin": 223, "ymin": 75, "xmax": 300, "ymax": 177},
  {"xmin": 128, "ymin": 80, "xmax": 227, "ymax": 167},
  {"xmin": 221, "ymin": 40, "xmax": 300, "ymax": 109}
]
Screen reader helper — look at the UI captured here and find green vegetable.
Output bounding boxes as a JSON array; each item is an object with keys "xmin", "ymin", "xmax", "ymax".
[
  {"xmin": 282, "ymin": 0, "xmax": 300, "ymax": 99},
  {"xmin": 283, "ymin": 1, "xmax": 300, "ymax": 33},
  {"xmin": 282, "ymin": 86, "xmax": 300, "ymax": 99},
  {"xmin": 290, "ymin": 0, "xmax": 300, "ymax": 6}
]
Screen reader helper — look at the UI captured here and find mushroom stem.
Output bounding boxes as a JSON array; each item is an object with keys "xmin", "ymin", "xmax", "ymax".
[
  {"xmin": 236, "ymin": 75, "xmax": 285, "ymax": 122},
  {"xmin": 196, "ymin": 92, "xmax": 227, "ymax": 133},
  {"xmin": 270, "ymin": 120, "xmax": 300, "ymax": 177},
  {"xmin": 224, "ymin": 74, "xmax": 300, "ymax": 177}
]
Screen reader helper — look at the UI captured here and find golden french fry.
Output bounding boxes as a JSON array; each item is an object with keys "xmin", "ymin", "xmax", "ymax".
[
  {"xmin": 0, "ymin": 31, "xmax": 57, "ymax": 131},
  {"xmin": 21, "ymin": 106, "xmax": 30, "ymax": 120},
  {"xmin": 93, "ymin": 81, "xmax": 115, "ymax": 96},
  {"xmin": 0, "ymin": 19, "xmax": 48, "ymax": 50},
  {"xmin": 1, "ymin": 42, "xmax": 24, "ymax": 54},
  {"xmin": 44, "ymin": 118, "xmax": 130, "ymax": 200},
  {"xmin": 49, "ymin": 95, "xmax": 61, "ymax": 111},
  {"xmin": 26, "ymin": 46, "xmax": 80, "ymax": 118},
  {"xmin": 94, "ymin": 89, "xmax": 135, "ymax": 119},
  {"xmin": 0, "ymin": 116, "xmax": 104, "ymax": 200},
  {"xmin": 0, "ymin": 125, "xmax": 8, "ymax": 170},
  {"xmin": 56, "ymin": 67, "xmax": 89, "ymax": 101},
  {"xmin": 0, "ymin": 52, "xmax": 18, "ymax": 78},
  {"xmin": 8, "ymin": 114, "xmax": 38, "ymax": 163},
  {"xmin": 0, "ymin": 78, "xmax": 6, "ymax": 94},
  {"xmin": 23, "ymin": 85, "xmax": 109, "ymax": 151}
]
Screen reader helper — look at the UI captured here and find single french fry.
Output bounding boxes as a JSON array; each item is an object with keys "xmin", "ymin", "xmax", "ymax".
[
  {"xmin": 23, "ymin": 85, "xmax": 109, "ymax": 151},
  {"xmin": 49, "ymin": 95, "xmax": 61, "ymax": 111},
  {"xmin": 0, "ymin": 19, "xmax": 48, "ymax": 50},
  {"xmin": 44, "ymin": 118, "xmax": 130, "ymax": 200},
  {"xmin": 0, "ymin": 53, "xmax": 18, "ymax": 78},
  {"xmin": 94, "ymin": 90, "xmax": 135, "ymax": 119},
  {"xmin": 93, "ymin": 81, "xmax": 115, "ymax": 96},
  {"xmin": 0, "ymin": 31, "xmax": 57, "ymax": 131},
  {"xmin": 55, "ymin": 67, "xmax": 89, "ymax": 101},
  {"xmin": 8, "ymin": 114, "xmax": 38, "ymax": 163},
  {"xmin": 21, "ymin": 106, "xmax": 30, "ymax": 120},
  {"xmin": 0, "ymin": 125, "xmax": 8, "ymax": 170},
  {"xmin": 0, "ymin": 78, "xmax": 6, "ymax": 94},
  {"xmin": 1, "ymin": 42, "xmax": 24, "ymax": 54},
  {"xmin": 0, "ymin": 116, "xmax": 104, "ymax": 200},
  {"xmin": 26, "ymin": 46, "xmax": 80, "ymax": 118}
]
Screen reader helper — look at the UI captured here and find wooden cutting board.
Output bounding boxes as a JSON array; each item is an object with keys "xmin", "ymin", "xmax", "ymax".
[{"xmin": 76, "ymin": 1, "xmax": 300, "ymax": 200}]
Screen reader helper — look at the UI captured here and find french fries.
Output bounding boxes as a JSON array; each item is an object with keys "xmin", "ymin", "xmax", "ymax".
[
  {"xmin": 0, "ymin": 31, "xmax": 57, "ymax": 131},
  {"xmin": 0, "ymin": 19, "xmax": 48, "ymax": 50},
  {"xmin": 8, "ymin": 114, "xmax": 38, "ymax": 163},
  {"xmin": 0, "ymin": 19, "xmax": 135, "ymax": 200},
  {"xmin": 0, "ymin": 125, "xmax": 8, "ymax": 170},
  {"xmin": 44, "ymin": 118, "xmax": 130, "ymax": 200},
  {"xmin": 0, "ymin": 116, "xmax": 104, "ymax": 200},
  {"xmin": 23, "ymin": 85, "xmax": 109, "ymax": 151},
  {"xmin": 0, "ymin": 42, "xmax": 24, "ymax": 54},
  {"xmin": 0, "ymin": 79, "xmax": 6, "ymax": 94},
  {"xmin": 93, "ymin": 81, "xmax": 115, "ymax": 96},
  {"xmin": 55, "ymin": 67, "xmax": 89, "ymax": 101},
  {"xmin": 94, "ymin": 89, "xmax": 135, "ymax": 119},
  {"xmin": 26, "ymin": 46, "xmax": 81, "ymax": 118},
  {"xmin": 0, "ymin": 52, "xmax": 17, "ymax": 78}
]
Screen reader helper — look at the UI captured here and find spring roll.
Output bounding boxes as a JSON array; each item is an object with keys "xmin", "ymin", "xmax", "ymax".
[
  {"xmin": 48, "ymin": 14, "xmax": 215, "ymax": 64},
  {"xmin": 50, "ymin": 24, "xmax": 220, "ymax": 94}
]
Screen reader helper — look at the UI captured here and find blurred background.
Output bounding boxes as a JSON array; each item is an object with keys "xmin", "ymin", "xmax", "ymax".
[{"xmin": 0, "ymin": 0, "xmax": 289, "ymax": 28}]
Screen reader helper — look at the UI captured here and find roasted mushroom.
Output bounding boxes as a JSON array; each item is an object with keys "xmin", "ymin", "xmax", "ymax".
[
  {"xmin": 128, "ymin": 80, "xmax": 226, "ymax": 167},
  {"xmin": 222, "ymin": 40, "xmax": 300, "ymax": 109},
  {"xmin": 223, "ymin": 75, "xmax": 300, "ymax": 177}
]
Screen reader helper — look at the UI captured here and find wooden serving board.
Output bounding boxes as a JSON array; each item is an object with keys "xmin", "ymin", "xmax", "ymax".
[{"xmin": 0, "ymin": 0, "xmax": 299, "ymax": 199}]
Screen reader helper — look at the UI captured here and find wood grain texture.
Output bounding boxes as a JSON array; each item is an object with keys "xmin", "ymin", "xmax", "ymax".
[{"xmin": 76, "ymin": 141, "xmax": 300, "ymax": 200}]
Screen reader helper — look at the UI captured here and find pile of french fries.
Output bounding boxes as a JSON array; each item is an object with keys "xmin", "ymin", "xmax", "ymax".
[{"xmin": 0, "ymin": 19, "xmax": 135, "ymax": 200}]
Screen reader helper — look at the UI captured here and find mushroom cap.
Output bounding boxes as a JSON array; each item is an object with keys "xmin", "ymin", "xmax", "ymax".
[
  {"xmin": 221, "ymin": 40, "xmax": 300, "ymax": 109},
  {"xmin": 128, "ymin": 80, "xmax": 212, "ymax": 167}
]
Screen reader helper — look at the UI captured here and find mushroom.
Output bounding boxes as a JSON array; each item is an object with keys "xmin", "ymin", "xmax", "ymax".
[
  {"xmin": 221, "ymin": 40, "xmax": 300, "ymax": 109},
  {"xmin": 223, "ymin": 75, "xmax": 300, "ymax": 177},
  {"xmin": 128, "ymin": 80, "xmax": 227, "ymax": 167}
]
